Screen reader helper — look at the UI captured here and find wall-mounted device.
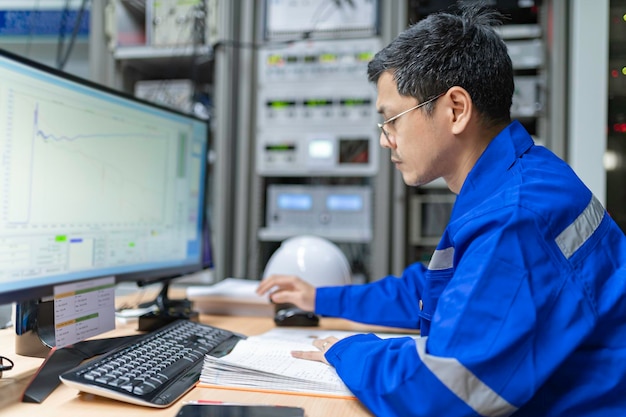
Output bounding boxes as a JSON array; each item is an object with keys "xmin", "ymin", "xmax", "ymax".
[
  {"xmin": 256, "ymin": 38, "xmax": 381, "ymax": 176},
  {"xmin": 506, "ymin": 38, "xmax": 543, "ymax": 70},
  {"xmin": 512, "ymin": 75, "xmax": 542, "ymax": 119},
  {"xmin": 135, "ymin": 78, "xmax": 194, "ymax": 114},
  {"xmin": 409, "ymin": 193, "xmax": 456, "ymax": 247},
  {"xmin": 260, "ymin": 184, "xmax": 372, "ymax": 243},
  {"xmin": 263, "ymin": 0, "xmax": 379, "ymax": 41},
  {"xmin": 147, "ymin": 0, "xmax": 206, "ymax": 46}
]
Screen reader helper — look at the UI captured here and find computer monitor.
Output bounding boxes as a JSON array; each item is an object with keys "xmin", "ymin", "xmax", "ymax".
[{"xmin": 0, "ymin": 49, "xmax": 209, "ymax": 349}]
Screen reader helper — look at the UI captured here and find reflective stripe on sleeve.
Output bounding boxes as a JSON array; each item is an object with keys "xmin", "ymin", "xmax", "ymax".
[
  {"xmin": 428, "ymin": 247, "xmax": 455, "ymax": 270},
  {"xmin": 555, "ymin": 196, "xmax": 605, "ymax": 259},
  {"xmin": 416, "ymin": 337, "xmax": 518, "ymax": 417}
]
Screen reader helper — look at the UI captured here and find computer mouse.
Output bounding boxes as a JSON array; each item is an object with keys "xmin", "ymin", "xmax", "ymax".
[{"xmin": 274, "ymin": 307, "xmax": 320, "ymax": 327}]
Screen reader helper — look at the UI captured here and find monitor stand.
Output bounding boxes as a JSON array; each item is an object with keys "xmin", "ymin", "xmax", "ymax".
[
  {"xmin": 14, "ymin": 299, "xmax": 55, "ymax": 358},
  {"xmin": 137, "ymin": 281, "xmax": 199, "ymax": 332}
]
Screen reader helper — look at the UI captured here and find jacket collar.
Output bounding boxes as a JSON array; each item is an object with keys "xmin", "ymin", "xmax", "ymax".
[{"xmin": 452, "ymin": 120, "xmax": 535, "ymax": 217}]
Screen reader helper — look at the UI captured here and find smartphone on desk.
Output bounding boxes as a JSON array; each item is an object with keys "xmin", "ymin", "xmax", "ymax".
[{"xmin": 176, "ymin": 403, "xmax": 305, "ymax": 417}]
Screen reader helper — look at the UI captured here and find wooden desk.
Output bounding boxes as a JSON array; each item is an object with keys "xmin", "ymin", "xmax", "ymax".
[{"xmin": 0, "ymin": 315, "xmax": 379, "ymax": 417}]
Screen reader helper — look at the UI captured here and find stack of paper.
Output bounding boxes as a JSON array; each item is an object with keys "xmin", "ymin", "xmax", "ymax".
[
  {"xmin": 198, "ymin": 328, "xmax": 358, "ymax": 398},
  {"xmin": 186, "ymin": 278, "xmax": 274, "ymax": 317}
]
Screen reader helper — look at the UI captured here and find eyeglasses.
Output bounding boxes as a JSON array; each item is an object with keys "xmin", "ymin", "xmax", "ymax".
[
  {"xmin": 0, "ymin": 356, "xmax": 14, "ymax": 378},
  {"xmin": 377, "ymin": 93, "xmax": 445, "ymax": 143}
]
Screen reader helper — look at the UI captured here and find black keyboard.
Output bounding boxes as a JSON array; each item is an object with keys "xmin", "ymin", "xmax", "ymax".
[{"xmin": 59, "ymin": 320, "xmax": 244, "ymax": 407}]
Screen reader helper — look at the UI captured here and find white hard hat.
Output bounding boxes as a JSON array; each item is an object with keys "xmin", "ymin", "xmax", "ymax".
[{"xmin": 262, "ymin": 235, "xmax": 352, "ymax": 287}]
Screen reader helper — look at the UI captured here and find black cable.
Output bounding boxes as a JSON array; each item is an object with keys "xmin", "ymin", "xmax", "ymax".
[
  {"xmin": 57, "ymin": 0, "xmax": 89, "ymax": 71},
  {"xmin": 303, "ymin": 0, "xmax": 356, "ymax": 39},
  {"xmin": 212, "ymin": 37, "xmax": 308, "ymax": 53},
  {"xmin": 309, "ymin": 0, "xmax": 335, "ymax": 31},
  {"xmin": 212, "ymin": 39, "xmax": 262, "ymax": 51},
  {"xmin": 24, "ymin": 0, "xmax": 42, "ymax": 58},
  {"xmin": 55, "ymin": 0, "xmax": 69, "ymax": 68}
]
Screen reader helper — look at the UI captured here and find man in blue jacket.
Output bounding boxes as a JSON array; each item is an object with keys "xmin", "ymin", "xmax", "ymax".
[{"xmin": 257, "ymin": 3, "xmax": 626, "ymax": 416}]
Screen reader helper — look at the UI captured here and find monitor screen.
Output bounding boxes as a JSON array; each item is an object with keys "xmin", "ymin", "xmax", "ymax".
[{"xmin": 0, "ymin": 49, "xmax": 209, "ymax": 305}]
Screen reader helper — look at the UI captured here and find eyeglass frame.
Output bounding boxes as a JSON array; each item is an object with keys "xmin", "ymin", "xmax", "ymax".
[
  {"xmin": 377, "ymin": 92, "xmax": 445, "ymax": 143},
  {"xmin": 0, "ymin": 355, "xmax": 14, "ymax": 378}
]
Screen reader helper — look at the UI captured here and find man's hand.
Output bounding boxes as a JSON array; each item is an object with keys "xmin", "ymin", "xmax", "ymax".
[
  {"xmin": 256, "ymin": 274, "xmax": 317, "ymax": 312},
  {"xmin": 291, "ymin": 336, "xmax": 339, "ymax": 365}
]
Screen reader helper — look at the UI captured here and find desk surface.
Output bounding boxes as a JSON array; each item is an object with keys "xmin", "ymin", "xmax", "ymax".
[{"xmin": 0, "ymin": 314, "xmax": 384, "ymax": 417}]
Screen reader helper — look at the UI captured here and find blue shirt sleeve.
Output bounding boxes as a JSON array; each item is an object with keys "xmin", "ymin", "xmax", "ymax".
[
  {"xmin": 315, "ymin": 261, "xmax": 427, "ymax": 329},
  {"xmin": 325, "ymin": 333, "xmax": 482, "ymax": 416}
]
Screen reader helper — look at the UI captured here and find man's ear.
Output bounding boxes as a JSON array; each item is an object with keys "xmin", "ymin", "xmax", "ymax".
[{"xmin": 447, "ymin": 86, "xmax": 472, "ymax": 135}]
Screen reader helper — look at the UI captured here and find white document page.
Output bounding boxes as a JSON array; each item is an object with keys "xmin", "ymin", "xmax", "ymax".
[{"xmin": 203, "ymin": 335, "xmax": 352, "ymax": 396}]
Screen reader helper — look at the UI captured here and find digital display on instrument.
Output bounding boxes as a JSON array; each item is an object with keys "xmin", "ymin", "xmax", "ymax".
[
  {"xmin": 277, "ymin": 193, "xmax": 313, "ymax": 210},
  {"xmin": 308, "ymin": 139, "xmax": 333, "ymax": 159},
  {"xmin": 339, "ymin": 138, "xmax": 369, "ymax": 164},
  {"xmin": 326, "ymin": 194, "xmax": 363, "ymax": 211}
]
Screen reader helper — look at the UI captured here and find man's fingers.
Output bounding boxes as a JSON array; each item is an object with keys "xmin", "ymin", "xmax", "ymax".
[
  {"xmin": 255, "ymin": 280, "xmax": 277, "ymax": 296},
  {"xmin": 313, "ymin": 337, "xmax": 338, "ymax": 352},
  {"xmin": 256, "ymin": 275, "xmax": 297, "ymax": 295},
  {"xmin": 292, "ymin": 350, "xmax": 328, "ymax": 365},
  {"xmin": 268, "ymin": 290, "xmax": 294, "ymax": 304}
]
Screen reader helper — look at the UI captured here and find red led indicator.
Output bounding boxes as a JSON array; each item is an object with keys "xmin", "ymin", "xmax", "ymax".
[{"xmin": 613, "ymin": 123, "xmax": 626, "ymax": 133}]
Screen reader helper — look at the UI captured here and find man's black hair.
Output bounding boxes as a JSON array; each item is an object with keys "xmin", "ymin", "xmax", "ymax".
[{"xmin": 367, "ymin": 2, "xmax": 514, "ymax": 126}]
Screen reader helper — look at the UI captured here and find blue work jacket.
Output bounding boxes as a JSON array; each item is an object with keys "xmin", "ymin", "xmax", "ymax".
[{"xmin": 316, "ymin": 121, "xmax": 626, "ymax": 417}]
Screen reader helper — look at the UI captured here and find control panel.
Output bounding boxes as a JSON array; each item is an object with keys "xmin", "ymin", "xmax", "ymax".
[
  {"xmin": 260, "ymin": 184, "xmax": 372, "ymax": 242},
  {"xmin": 256, "ymin": 38, "xmax": 381, "ymax": 176}
]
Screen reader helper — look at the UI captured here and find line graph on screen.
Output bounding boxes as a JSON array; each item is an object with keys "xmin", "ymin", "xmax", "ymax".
[{"xmin": 1, "ymin": 85, "xmax": 176, "ymax": 228}]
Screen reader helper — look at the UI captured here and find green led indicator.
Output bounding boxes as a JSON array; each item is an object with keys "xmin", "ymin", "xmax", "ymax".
[
  {"xmin": 129, "ymin": 242, "xmax": 135, "ymax": 248},
  {"xmin": 266, "ymin": 144, "xmax": 295, "ymax": 151},
  {"xmin": 55, "ymin": 235, "xmax": 67, "ymax": 242},
  {"xmin": 341, "ymin": 98, "xmax": 370, "ymax": 107},
  {"xmin": 267, "ymin": 100, "xmax": 295, "ymax": 109},
  {"xmin": 356, "ymin": 52, "xmax": 374, "ymax": 61},
  {"xmin": 305, "ymin": 99, "xmax": 331, "ymax": 107},
  {"xmin": 267, "ymin": 55, "xmax": 283, "ymax": 65}
]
